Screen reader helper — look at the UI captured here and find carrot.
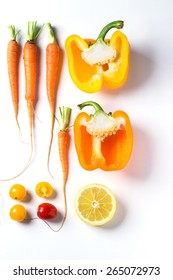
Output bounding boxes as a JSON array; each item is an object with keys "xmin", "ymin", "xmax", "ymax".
[
  {"xmin": 23, "ymin": 21, "xmax": 43, "ymax": 167},
  {"xmin": 46, "ymin": 23, "xmax": 60, "ymax": 177},
  {"xmin": 7, "ymin": 25, "xmax": 20, "ymax": 130},
  {"xmin": 0, "ymin": 22, "xmax": 42, "ymax": 182},
  {"xmin": 55, "ymin": 106, "xmax": 71, "ymax": 231},
  {"xmin": 58, "ymin": 107, "xmax": 71, "ymax": 186}
]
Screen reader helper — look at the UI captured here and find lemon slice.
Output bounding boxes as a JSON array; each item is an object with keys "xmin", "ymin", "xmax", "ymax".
[{"xmin": 75, "ymin": 183, "xmax": 116, "ymax": 226}]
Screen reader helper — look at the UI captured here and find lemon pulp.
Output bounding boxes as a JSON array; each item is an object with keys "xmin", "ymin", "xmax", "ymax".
[{"xmin": 75, "ymin": 183, "xmax": 116, "ymax": 226}]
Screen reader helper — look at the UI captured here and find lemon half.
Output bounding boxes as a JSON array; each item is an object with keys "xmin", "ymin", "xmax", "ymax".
[{"xmin": 75, "ymin": 183, "xmax": 116, "ymax": 226}]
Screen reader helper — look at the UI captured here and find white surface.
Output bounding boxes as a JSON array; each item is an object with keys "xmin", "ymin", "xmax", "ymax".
[{"xmin": 0, "ymin": 0, "xmax": 172, "ymax": 263}]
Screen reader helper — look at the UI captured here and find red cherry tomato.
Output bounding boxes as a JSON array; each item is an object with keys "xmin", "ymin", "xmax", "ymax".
[{"xmin": 37, "ymin": 203, "xmax": 58, "ymax": 220}]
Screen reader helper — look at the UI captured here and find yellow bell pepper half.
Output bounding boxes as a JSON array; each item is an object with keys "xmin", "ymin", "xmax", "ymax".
[{"xmin": 65, "ymin": 21, "xmax": 130, "ymax": 93}]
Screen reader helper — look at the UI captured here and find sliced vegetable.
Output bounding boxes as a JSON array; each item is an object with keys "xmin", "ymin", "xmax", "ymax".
[
  {"xmin": 74, "ymin": 101, "xmax": 133, "ymax": 171},
  {"xmin": 65, "ymin": 20, "xmax": 129, "ymax": 93},
  {"xmin": 35, "ymin": 182, "xmax": 53, "ymax": 198}
]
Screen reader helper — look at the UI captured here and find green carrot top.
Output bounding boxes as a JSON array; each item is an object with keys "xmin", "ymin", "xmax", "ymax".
[
  {"xmin": 56, "ymin": 106, "xmax": 72, "ymax": 131},
  {"xmin": 46, "ymin": 22, "xmax": 57, "ymax": 44},
  {"xmin": 27, "ymin": 21, "xmax": 43, "ymax": 42},
  {"xmin": 8, "ymin": 25, "xmax": 20, "ymax": 41}
]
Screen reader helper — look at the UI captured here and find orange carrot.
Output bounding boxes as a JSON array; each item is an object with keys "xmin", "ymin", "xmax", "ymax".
[
  {"xmin": 0, "ymin": 22, "xmax": 42, "ymax": 182},
  {"xmin": 23, "ymin": 21, "xmax": 42, "ymax": 167},
  {"xmin": 46, "ymin": 23, "xmax": 60, "ymax": 177},
  {"xmin": 7, "ymin": 25, "xmax": 20, "ymax": 130},
  {"xmin": 0, "ymin": 22, "xmax": 43, "ymax": 182},
  {"xmin": 58, "ymin": 131, "xmax": 70, "ymax": 186},
  {"xmin": 55, "ymin": 106, "xmax": 71, "ymax": 231}
]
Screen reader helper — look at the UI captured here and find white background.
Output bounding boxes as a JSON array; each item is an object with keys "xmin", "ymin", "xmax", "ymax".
[{"xmin": 0, "ymin": 0, "xmax": 173, "ymax": 276}]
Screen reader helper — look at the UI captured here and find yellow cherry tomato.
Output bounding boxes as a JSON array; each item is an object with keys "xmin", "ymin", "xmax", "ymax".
[
  {"xmin": 9, "ymin": 204, "xmax": 27, "ymax": 222},
  {"xmin": 35, "ymin": 182, "xmax": 53, "ymax": 198},
  {"xmin": 9, "ymin": 184, "xmax": 27, "ymax": 201}
]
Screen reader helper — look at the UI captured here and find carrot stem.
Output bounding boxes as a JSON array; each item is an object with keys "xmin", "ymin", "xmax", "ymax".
[
  {"xmin": 59, "ymin": 106, "xmax": 72, "ymax": 131},
  {"xmin": 8, "ymin": 25, "xmax": 20, "ymax": 40},
  {"xmin": 27, "ymin": 21, "xmax": 43, "ymax": 41},
  {"xmin": 46, "ymin": 22, "xmax": 57, "ymax": 44}
]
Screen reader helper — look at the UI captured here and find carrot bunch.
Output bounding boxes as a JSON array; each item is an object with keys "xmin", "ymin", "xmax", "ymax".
[{"xmin": 0, "ymin": 22, "xmax": 42, "ymax": 181}]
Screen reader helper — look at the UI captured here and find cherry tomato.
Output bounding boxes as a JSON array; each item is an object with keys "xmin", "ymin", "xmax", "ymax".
[
  {"xmin": 9, "ymin": 184, "xmax": 27, "ymax": 201},
  {"xmin": 37, "ymin": 203, "xmax": 58, "ymax": 220},
  {"xmin": 10, "ymin": 204, "xmax": 27, "ymax": 222},
  {"xmin": 35, "ymin": 182, "xmax": 53, "ymax": 198}
]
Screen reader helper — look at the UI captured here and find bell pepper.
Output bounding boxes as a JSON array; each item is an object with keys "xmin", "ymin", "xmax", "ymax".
[
  {"xmin": 65, "ymin": 20, "xmax": 130, "ymax": 93},
  {"xmin": 74, "ymin": 101, "xmax": 133, "ymax": 171}
]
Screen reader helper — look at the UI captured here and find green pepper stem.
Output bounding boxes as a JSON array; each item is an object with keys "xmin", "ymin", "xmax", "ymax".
[
  {"xmin": 46, "ymin": 22, "xmax": 57, "ymax": 44},
  {"xmin": 78, "ymin": 101, "xmax": 104, "ymax": 113},
  {"xmin": 97, "ymin": 20, "xmax": 124, "ymax": 42}
]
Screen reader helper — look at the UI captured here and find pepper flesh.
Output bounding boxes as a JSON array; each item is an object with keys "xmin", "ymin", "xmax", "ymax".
[
  {"xmin": 65, "ymin": 21, "xmax": 130, "ymax": 93},
  {"xmin": 74, "ymin": 101, "xmax": 133, "ymax": 171}
]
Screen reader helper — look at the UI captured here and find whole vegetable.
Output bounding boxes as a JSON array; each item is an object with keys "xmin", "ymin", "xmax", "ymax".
[
  {"xmin": 10, "ymin": 204, "xmax": 27, "ymax": 222},
  {"xmin": 46, "ymin": 23, "xmax": 60, "ymax": 177},
  {"xmin": 9, "ymin": 184, "xmax": 27, "ymax": 201},
  {"xmin": 37, "ymin": 203, "xmax": 58, "ymax": 220},
  {"xmin": 7, "ymin": 25, "xmax": 20, "ymax": 130}
]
